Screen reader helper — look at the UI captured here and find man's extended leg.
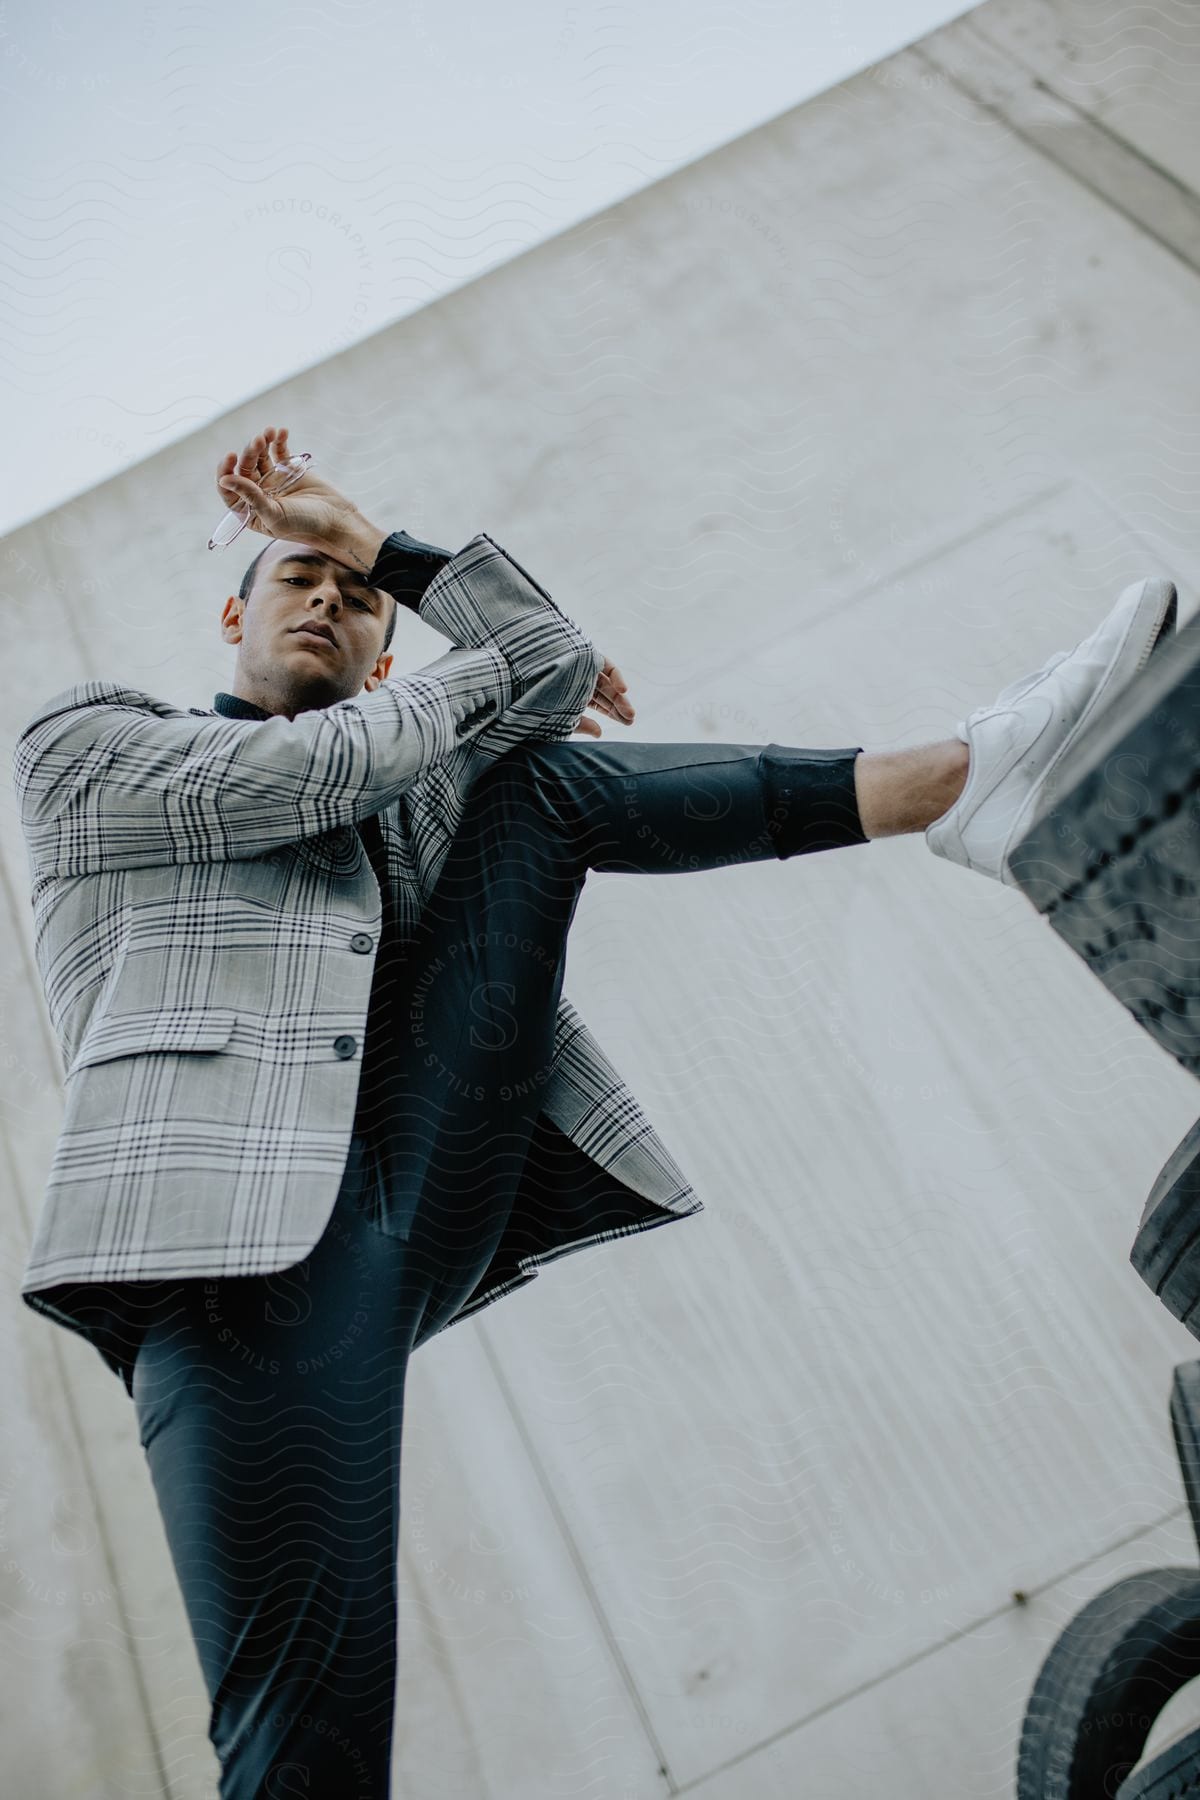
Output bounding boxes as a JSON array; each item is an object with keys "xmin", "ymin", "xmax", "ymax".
[
  {"xmin": 371, "ymin": 734, "xmax": 917, "ymax": 1263},
  {"xmin": 380, "ymin": 561, "xmax": 1180, "ymax": 1267}
]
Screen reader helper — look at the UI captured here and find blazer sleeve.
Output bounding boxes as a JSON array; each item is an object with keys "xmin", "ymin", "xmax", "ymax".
[
  {"xmin": 13, "ymin": 532, "xmax": 603, "ymax": 876},
  {"xmin": 371, "ymin": 527, "xmax": 605, "ymax": 760}
]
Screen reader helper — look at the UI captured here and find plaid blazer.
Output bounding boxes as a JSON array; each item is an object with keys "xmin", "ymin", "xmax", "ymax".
[{"xmin": 12, "ymin": 530, "xmax": 703, "ymax": 1353}]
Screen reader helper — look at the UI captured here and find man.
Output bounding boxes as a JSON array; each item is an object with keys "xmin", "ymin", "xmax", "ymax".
[{"xmin": 10, "ymin": 424, "xmax": 1178, "ymax": 1797}]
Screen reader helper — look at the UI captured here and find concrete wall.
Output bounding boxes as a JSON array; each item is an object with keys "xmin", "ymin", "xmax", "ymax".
[{"xmin": 4, "ymin": 1, "xmax": 1200, "ymax": 1793}]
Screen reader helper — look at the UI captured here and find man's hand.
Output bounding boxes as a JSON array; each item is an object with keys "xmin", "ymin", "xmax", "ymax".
[
  {"xmin": 216, "ymin": 427, "xmax": 384, "ymax": 573},
  {"xmin": 573, "ymin": 657, "xmax": 634, "ymax": 736}
]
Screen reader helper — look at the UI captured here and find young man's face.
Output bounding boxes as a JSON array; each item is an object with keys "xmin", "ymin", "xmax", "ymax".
[{"xmin": 220, "ymin": 538, "xmax": 396, "ymax": 718}]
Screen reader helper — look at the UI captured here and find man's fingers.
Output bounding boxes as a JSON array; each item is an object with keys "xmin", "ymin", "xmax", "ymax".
[
  {"xmin": 224, "ymin": 471, "xmax": 267, "ymax": 504},
  {"xmin": 594, "ymin": 668, "xmax": 635, "ymax": 720},
  {"xmin": 583, "ymin": 689, "xmax": 633, "ymax": 727},
  {"xmin": 238, "ymin": 432, "xmax": 266, "ymax": 477},
  {"xmin": 217, "ymin": 435, "xmax": 295, "ymax": 533},
  {"xmin": 217, "ymin": 431, "xmax": 278, "ymax": 497},
  {"xmin": 218, "ymin": 472, "xmax": 250, "ymax": 513},
  {"xmin": 219, "ymin": 469, "xmax": 279, "ymax": 526}
]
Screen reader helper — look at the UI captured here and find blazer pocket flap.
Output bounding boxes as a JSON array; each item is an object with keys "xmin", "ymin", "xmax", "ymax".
[{"xmin": 67, "ymin": 1008, "xmax": 238, "ymax": 1077}]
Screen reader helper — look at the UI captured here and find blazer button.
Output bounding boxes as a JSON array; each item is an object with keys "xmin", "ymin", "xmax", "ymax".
[
  {"xmin": 333, "ymin": 1034, "xmax": 358, "ymax": 1059},
  {"xmin": 350, "ymin": 933, "xmax": 373, "ymax": 953}
]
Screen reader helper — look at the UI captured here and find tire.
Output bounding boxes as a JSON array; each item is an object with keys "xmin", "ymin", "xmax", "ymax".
[
  {"xmin": 1018, "ymin": 1568, "xmax": 1200, "ymax": 1800},
  {"xmin": 1118, "ymin": 1719, "xmax": 1200, "ymax": 1797},
  {"xmin": 1171, "ymin": 1365, "xmax": 1200, "ymax": 1562},
  {"xmin": 1130, "ymin": 1118, "xmax": 1200, "ymax": 1333}
]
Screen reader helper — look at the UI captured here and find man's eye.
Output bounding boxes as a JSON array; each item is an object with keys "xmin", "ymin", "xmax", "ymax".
[{"xmin": 285, "ymin": 575, "xmax": 370, "ymax": 608}]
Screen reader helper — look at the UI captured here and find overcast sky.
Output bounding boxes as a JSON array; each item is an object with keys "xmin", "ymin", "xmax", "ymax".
[{"xmin": 1, "ymin": 0, "xmax": 974, "ymax": 537}]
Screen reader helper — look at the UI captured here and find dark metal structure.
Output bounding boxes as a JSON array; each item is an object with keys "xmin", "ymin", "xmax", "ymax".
[{"xmin": 1007, "ymin": 602, "xmax": 1200, "ymax": 1795}]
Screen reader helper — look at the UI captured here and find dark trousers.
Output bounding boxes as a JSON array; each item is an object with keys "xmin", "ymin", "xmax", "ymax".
[{"xmin": 131, "ymin": 738, "xmax": 867, "ymax": 1798}]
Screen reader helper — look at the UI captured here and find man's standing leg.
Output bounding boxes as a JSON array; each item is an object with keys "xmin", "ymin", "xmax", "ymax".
[{"xmin": 131, "ymin": 1134, "xmax": 429, "ymax": 1799}]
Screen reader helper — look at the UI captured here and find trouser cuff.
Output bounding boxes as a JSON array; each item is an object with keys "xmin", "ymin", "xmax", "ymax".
[{"xmin": 759, "ymin": 744, "xmax": 869, "ymax": 859}]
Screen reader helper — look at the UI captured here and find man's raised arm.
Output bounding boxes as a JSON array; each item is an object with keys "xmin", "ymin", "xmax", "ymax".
[
  {"xmin": 355, "ymin": 519, "xmax": 632, "ymax": 747},
  {"xmin": 221, "ymin": 426, "xmax": 629, "ymax": 740},
  {"xmin": 13, "ymin": 529, "xmax": 601, "ymax": 878}
]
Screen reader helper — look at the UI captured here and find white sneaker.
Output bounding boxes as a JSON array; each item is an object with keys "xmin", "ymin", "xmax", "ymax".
[{"xmin": 926, "ymin": 576, "xmax": 1177, "ymax": 886}]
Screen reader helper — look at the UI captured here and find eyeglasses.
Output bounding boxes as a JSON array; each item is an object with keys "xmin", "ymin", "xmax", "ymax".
[{"xmin": 207, "ymin": 452, "xmax": 313, "ymax": 550}]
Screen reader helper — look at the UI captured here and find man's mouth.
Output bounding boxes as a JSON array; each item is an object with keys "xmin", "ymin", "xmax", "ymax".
[{"xmin": 291, "ymin": 622, "xmax": 337, "ymax": 648}]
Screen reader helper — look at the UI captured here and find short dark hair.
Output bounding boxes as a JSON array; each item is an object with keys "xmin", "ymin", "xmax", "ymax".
[{"xmin": 239, "ymin": 541, "xmax": 397, "ymax": 653}]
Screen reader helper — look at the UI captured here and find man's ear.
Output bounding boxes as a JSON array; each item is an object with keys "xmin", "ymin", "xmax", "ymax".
[
  {"xmin": 221, "ymin": 595, "xmax": 245, "ymax": 646},
  {"xmin": 363, "ymin": 652, "xmax": 393, "ymax": 693}
]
